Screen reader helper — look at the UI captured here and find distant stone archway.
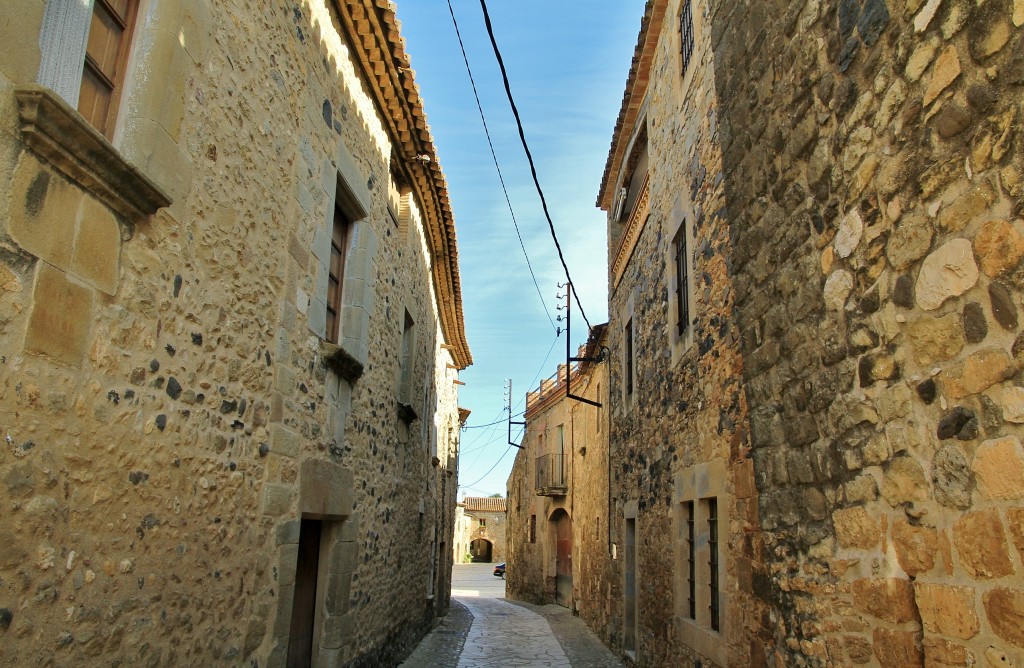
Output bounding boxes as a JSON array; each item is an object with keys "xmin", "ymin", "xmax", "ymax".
[{"xmin": 470, "ymin": 538, "xmax": 493, "ymax": 562}]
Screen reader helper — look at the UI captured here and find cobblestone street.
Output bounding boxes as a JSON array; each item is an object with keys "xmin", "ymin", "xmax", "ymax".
[{"xmin": 401, "ymin": 564, "xmax": 622, "ymax": 668}]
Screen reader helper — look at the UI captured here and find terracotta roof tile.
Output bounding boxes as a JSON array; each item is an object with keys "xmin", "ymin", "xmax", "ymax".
[
  {"xmin": 463, "ymin": 497, "xmax": 507, "ymax": 513},
  {"xmin": 337, "ymin": 0, "xmax": 472, "ymax": 369}
]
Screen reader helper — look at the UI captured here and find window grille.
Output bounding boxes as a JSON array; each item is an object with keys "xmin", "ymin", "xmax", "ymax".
[
  {"xmin": 529, "ymin": 514, "xmax": 536, "ymax": 543},
  {"xmin": 685, "ymin": 501, "xmax": 696, "ymax": 619},
  {"xmin": 708, "ymin": 497, "xmax": 720, "ymax": 631},
  {"xmin": 674, "ymin": 226, "xmax": 690, "ymax": 336},
  {"xmin": 680, "ymin": 0, "xmax": 695, "ymax": 76},
  {"xmin": 625, "ymin": 319, "xmax": 634, "ymax": 396}
]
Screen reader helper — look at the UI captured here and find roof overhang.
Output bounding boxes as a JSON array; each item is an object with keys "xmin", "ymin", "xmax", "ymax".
[
  {"xmin": 597, "ymin": 0, "xmax": 666, "ymax": 211},
  {"xmin": 334, "ymin": 0, "xmax": 472, "ymax": 369}
]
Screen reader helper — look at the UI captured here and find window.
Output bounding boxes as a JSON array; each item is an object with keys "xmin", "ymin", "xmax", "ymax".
[
  {"xmin": 479, "ymin": 518, "xmax": 486, "ymax": 528},
  {"xmin": 707, "ymin": 498, "xmax": 720, "ymax": 631},
  {"xmin": 326, "ymin": 206, "xmax": 352, "ymax": 343},
  {"xmin": 680, "ymin": 0, "xmax": 695, "ymax": 76},
  {"xmin": 529, "ymin": 514, "xmax": 536, "ymax": 543},
  {"xmin": 684, "ymin": 500, "xmax": 695, "ymax": 619},
  {"xmin": 674, "ymin": 225, "xmax": 690, "ymax": 336},
  {"xmin": 399, "ymin": 309, "xmax": 415, "ymax": 402},
  {"xmin": 79, "ymin": 0, "xmax": 140, "ymax": 138},
  {"xmin": 675, "ymin": 461, "xmax": 728, "ymax": 663},
  {"xmin": 679, "ymin": 496, "xmax": 722, "ymax": 634},
  {"xmin": 624, "ymin": 318, "xmax": 634, "ymax": 398}
]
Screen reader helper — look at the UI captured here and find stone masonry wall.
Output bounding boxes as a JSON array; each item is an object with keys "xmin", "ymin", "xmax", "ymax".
[
  {"xmin": 0, "ymin": 1, "xmax": 464, "ymax": 666},
  {"xmin": 711, "ymin": 0, "xmax": 1024, "ymax": 664},
  {"xmin": 600, "ymin": 0, "xmax": 767, "ymax": 665}
]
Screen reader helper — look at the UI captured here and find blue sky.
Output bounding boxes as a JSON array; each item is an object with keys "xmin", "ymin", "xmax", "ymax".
[{"xmin": 397, "ymin": 1, "xmax": 644, "ymax": 498}]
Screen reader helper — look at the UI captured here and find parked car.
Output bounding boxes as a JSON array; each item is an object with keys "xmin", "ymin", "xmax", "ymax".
[{"xmin": 493, "ymin": 563, "xmax": 505, "ymax": 579}]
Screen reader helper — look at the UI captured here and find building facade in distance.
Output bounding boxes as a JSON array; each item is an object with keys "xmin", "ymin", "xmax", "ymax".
[
  {"xmin": 455, "ymin": 496, "xmax": 508, "ymax": 564},
  {"xmin": 505, "ymin": 330, "xmax": 612, "ymax": 620},
  {"xmin": 0, "ymin": 1, "xmax": 470, "ymax": 665}
]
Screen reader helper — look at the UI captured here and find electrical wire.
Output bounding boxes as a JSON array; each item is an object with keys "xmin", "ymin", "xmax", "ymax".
[
  {"xmin": 476, "ymin": 0, "xmax": 593, "ymax": 332},
  {"xmin": 460, "ymin": 442, "xmax": 514, "ymax": 489},
  {"xmin": 459, "ymin": 331, "xmax": 558, "ymax": 489},
  {"xmin": 462, "ymin": 411, "xmax": 523, "ymax": 429},
  {"xmin": 445, "ymin": 0, "xmax": 557, "ymax": 332}
]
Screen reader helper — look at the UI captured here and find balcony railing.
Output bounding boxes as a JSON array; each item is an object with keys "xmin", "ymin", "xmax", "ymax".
[{"xmin": 535, "ymin": 453, "xmax": 568, "ymax": 496}]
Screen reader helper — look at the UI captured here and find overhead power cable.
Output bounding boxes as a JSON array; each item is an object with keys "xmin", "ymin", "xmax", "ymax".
[
  {"xmin": 445, "ymin": 0, "xmax": 557, "ymax": 332},
  {"xmin": 463, "ymin": 411, "xmax": 524, "ymax": 429},
  {"xmin": 460, "ymin": 443, "xmax": 514, "ymax": 489},
  {"xmin": 476, "ymin": 0, "xmax": 593, "ymax": 332}
]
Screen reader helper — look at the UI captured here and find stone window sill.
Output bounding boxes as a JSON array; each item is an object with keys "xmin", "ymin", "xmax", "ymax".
[
  {"xmin": 14, "ymin": 84, "xmax": 171, "ymax": 223},
  {"xmin": 397, "ymin": 401, "xmax": 418, "ymax": 424},
  {"xmin": 320, "ymin": 340, "xmax": 364, "ymax": 383}
]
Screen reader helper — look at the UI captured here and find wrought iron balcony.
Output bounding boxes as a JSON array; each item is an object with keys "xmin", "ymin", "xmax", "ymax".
[{"xmin": 535, "ymin": 453, "xmax": 568, "ymax": 496}]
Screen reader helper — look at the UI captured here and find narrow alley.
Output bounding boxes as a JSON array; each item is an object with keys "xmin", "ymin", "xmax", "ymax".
[{"xmin": 401, "ymin": 564, "xmax": 622, "ymax": 668}]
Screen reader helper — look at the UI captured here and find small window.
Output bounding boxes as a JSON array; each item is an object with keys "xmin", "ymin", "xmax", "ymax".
[
  {"xmin": 326, "ymin": 207, "xmax": 352, "ymax": 343},
  {"xmin": 529, "ymin": 515, "xmax": 536, "ymax": 543},
  {"xmin": 624, "ymin": 318, "xmax": 634, "ymax": 398},
  {"xmin": 680, "ymin": 0, "xmax": 695, "ymax": 76},
  {"xmin": 683, "ymin": 500, "xmax": 696, "ymax": 619},
  {"xmin": 707, "ymin": 497, "xmax": 720, "ymax": 632},
  {"xmin": 399, "ymin": 309, "xmax": 415, "ymax": 402},
  {"xmin": 79, "ymin": 0, "xmax": 140, "ymax": 138},
  {"xmin": 674, "ymin": 225, "xmax": 690, "ymax": 336},
  {"xmin": 479, "ymin": 518, "xmax": 486, "ymax": 528}
]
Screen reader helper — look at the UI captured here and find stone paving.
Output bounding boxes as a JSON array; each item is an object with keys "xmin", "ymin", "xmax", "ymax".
[{"xmin": 400, "ymin": 564, "xmax": 622, "ymax": 668}]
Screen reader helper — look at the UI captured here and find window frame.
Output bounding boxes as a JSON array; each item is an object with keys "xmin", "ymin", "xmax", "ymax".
[
  {"xmin": 624, "ymin": 317, "xmax": 634, "ymax": 398},
  {"xmin": 326, "ymin": 205, "xmax": 352, "ymax": 344},
  {"xmin": 79, "ymin": 0, "xmax": 141, "ymax": 139},
  {"xmin": 674, "ymin": 461, "xmax": 729, "ymax": 665},
  {"xmin": 679, "ymin": 0, "xmax": 695, "ymax": 77},
  {"xmin": 667, "ymin": 197, "xmax": 697, "ymax": 363},
  {"xmin": 673, "ymin": 224, "xmax": 691, "ymax": 338}
]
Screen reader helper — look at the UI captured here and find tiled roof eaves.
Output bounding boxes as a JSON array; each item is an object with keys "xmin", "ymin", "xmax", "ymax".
[
  {"xmin": 463, "ymin": 497, "xmax": 508, "ymax": 512},
  {"xmin": 596, "ymin": 0, "xmax": 664, "ymax": 211},
  {"xmin": 337, "ymin": 0, "xmax": 472, "ymax": 369}
]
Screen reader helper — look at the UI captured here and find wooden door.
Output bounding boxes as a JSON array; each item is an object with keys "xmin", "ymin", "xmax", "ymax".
[
  {"xmin": 554, "ymin": 512, "xmax": 573, "ymax": 608},
  {"xmin": 288, "ymin": 519, "xmax": 322, "ymax": 667}
]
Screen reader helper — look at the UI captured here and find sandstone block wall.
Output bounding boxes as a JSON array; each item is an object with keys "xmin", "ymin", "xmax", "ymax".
[
  {"xmin": 711, "ymin": 0, "xmax": 1024, "ymax": 664},
  {"xmin": 0, "ymin": 1, "xmax": 466, "ymax": 666}
]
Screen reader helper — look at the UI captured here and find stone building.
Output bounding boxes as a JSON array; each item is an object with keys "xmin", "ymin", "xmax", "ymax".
[
  {"xmin": 455, "ymin": 496, "xmax": 507, "ymax": 563},
  {"xmin": 714, "ymin": 0, "xmax": 1024, "ymax": 664},
  {"xmin": 505, "ymin": 329, "xmax": 612, "ymax": 618},
  {"xmin": 0, "ymin": 1, "xmax": 471, "ymax": 666},
  {"xmin": 595, "ymin": 1, "xmax": 766, "ymax": 664},
  {"xmin": 579, "ymin": 0, "xmax": 1024, "ymax": 665}
]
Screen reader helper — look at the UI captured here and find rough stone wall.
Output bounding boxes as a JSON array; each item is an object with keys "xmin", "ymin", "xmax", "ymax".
[
  {"xmin": 599, "ymin": 0, "xmax": 767, "ymax": 665},
  {"xmin": 464, "ymin": 509, "xmax": 508, "ymax": 563},
  {"xmin": 710, "ymin": 0, "xmax": 1024, "ymax": 664},
  {"xmin": 506, "ymin": 353, "xmax": 615, "ymax": 630},
  {"xmin": 0, "ymin": 1, "xmax": 464, "ymax": 666}
]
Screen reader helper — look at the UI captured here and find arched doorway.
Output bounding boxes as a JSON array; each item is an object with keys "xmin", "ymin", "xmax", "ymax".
[
  {"xmin": 550, "ymin": 509, "xmax": 573, "ymax": 608},
  {"xmin": 470, "ymin": 538, "xmax": 493, "ymax": 562}
]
